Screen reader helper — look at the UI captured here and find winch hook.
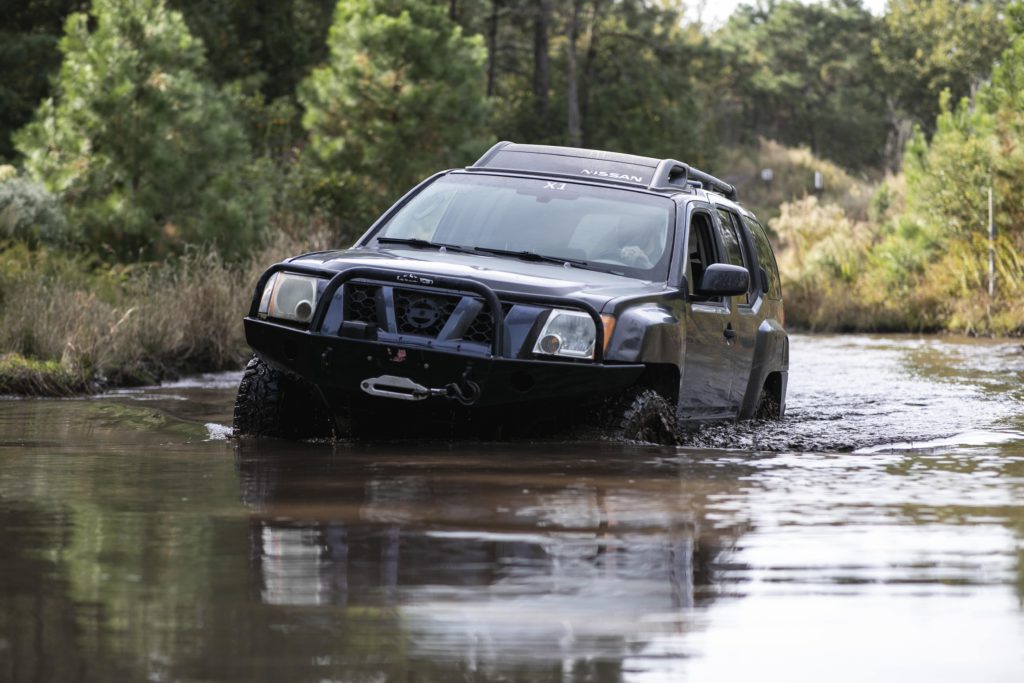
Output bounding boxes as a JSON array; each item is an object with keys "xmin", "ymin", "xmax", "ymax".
[{"xmin": 445, "ymin": 378, "xmax": 481, "ymax": 406}]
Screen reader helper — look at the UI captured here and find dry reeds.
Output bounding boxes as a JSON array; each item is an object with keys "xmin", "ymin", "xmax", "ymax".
[{"xmin": 0, "ymin": 226, "xmax": 334, "ymax": 393}]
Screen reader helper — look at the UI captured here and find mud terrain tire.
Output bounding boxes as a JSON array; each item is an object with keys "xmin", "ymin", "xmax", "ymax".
[
  {"xmin": 233, "ymin": 356, "xmax": 334, "ymax": 439},
  {"xmin": 607, "ymin": 388, "xmax": 678, "ymax": 444},
  {"xmin": 754, "ymin": 392, "xmax": 781, "ymax": 420}
]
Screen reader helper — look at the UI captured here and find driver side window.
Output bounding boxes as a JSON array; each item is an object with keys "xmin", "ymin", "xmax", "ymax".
[{"xmin": 686, "ymin": 212, "xmax": 721, "ymax": 304}]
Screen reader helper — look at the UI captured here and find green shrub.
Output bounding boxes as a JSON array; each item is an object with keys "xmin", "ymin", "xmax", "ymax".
[
  {"xmin": 299, "ymin": 0, "xmax": 489, "ymax": 240},
  {"xmin": 0, "ymin": 176, "xmax": 75, "ymax": 245}
]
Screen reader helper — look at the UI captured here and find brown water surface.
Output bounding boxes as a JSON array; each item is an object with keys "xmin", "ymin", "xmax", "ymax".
[{"xmin": 1, "ymin": 335, "xmax": 1023, "ymax": 681}]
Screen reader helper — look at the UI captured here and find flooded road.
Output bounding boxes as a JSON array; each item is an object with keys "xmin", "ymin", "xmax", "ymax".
[{"xmin": 1, "ymin": 335, "xmax": 1023, "ymax": 681}]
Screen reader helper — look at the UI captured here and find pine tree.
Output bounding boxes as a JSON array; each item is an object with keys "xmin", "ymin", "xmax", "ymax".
[
  {"xmin": 299, "ymin": 0, "xmax": 489, "ymax": 234},
  {"xmin": 15, "ymin": 0, "xmax": 265, "ymax": 259}
]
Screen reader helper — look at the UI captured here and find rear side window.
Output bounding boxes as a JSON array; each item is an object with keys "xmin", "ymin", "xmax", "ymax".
[{"xmin": 742, "ymin": 215, "xmax": 782, "ymax": 299}]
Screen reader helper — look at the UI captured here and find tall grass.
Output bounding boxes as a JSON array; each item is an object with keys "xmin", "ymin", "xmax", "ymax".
[
  {"xmin": 774, "ymin": 190, "xmax": 1024, "ymax": 335},
  {"xmin": 0, "ymin": 227, "xmax": 333, "ymax": 392},
  {"xmin": 716, "ymin": 138, "xmax": 878, "ymax": 223}
]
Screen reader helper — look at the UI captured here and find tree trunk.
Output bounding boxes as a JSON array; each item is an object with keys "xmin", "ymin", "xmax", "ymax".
[
  {"xmin": 532, "ymin": 0, "xmax": 550, "ymax": 120},
  {"xmin": 566, "ymin": 0, "xmax": 583, "ymax": 146},
  {"xmin": 486, "ymin": 0, "xmax": 501, "ymax": 97},
  {"xmin": 579, "ymin": 0, "xmax": 603, "ymax": 147},
  {"xmin": 449, "ymin": 0, "xmax": 458, "ymax": 21}
]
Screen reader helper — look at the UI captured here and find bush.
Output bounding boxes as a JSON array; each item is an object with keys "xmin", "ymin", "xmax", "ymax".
[
  {"xmin": 772, "ymin": 196, "xmax": 875, "ymax": 330},
  {"xmin": 0, "ymin": 176, "xmax": 74, "ymax": 245}
]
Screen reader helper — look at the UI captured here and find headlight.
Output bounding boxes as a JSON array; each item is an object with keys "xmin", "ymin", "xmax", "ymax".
[
  {"xmin": 258, "ymin": 272, "xmax": 320, "ymax": 323},
  {"xmin": 532, "ymin": 309, "xmax": 596, "ymax": 359}
]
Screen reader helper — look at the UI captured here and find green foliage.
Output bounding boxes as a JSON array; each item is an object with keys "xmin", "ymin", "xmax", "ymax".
[
  {"xmin": 169, "ymin": 0, "xmax": 335, "ymax": 102},
  {"xmin": 571, "ymin": 2, "xmax": 711, "ymax": 161},
  {"xmin": 0, "ymin": 172, "xmax": 75, "ymax": 245},
  {"xmin": 15, "ymin": 0, "xmax": 267, "ymax": 259},
  {"xmin": 778, "ymin": 17, "xmax": 1024, "ymax": 336},
  {"xmin": 483, "ymin": 0, "xmax": 714, "ymax": 163},
  {"xmin": 299, "ymin": 0, "xmax": 489, "ymax": 237},
  {"xmin": 713, "ymin": 0, "xmax": 888, "ymax": 169},
  {"xmin": 875, "ymin": 0, "xmax": 1011, "ymax": 135},
  {"xmin": 902, "ymin": 96, "xmax": 994, "ymax": 239},
  {"xmin": 0, "ymin": 352, "xmax": 92, "ymax": 396}
]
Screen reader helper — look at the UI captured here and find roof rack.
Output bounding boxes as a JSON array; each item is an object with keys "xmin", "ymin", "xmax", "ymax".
[
  {"xmin": 469, "ymin": 142, "xmax": 738, "ymax": 201},
  {"xmin": 648, "ymin": 158, "xmax": 737, "ymax": 201}
]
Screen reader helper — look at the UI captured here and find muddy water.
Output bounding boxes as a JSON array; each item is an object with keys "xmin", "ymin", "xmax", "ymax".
[{"xmin": 1, "ymin": 335, "xmax": 1023, "ymax": 682}]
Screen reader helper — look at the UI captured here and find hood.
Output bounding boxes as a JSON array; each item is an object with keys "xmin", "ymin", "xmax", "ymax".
[{"xmin": 289, "ymin": 247, "xmax": 668, "ymax": 310}]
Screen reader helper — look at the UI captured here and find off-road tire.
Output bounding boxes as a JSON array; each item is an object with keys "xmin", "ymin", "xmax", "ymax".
[
  {"xmin": 606, "ymin": 388, "xmax": 679, "ymax": 444},
  {"xmin": 232, "ymin": 356, "xmax": 335, "ymax": 439},
  {"xmin": 754, "ymin": 387, "xmax": 783, "ymax": 420}
]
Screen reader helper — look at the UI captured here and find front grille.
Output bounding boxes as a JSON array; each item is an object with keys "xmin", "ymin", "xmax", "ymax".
[
  {"xmin": 463, "ymin": 311, "xmax": 493, "ymax": 344},
  {"xmin": 343, "ymin": 283, "xmax": 501, "ymax": 345},
  {"xmin": 345, "ymin": 284, "xmax": 380, "ymax": 325},
  {"xmin": 462, "ymin": 303, "xmax": 513, "ymax": 345},
  {"xmin": 394, "ymin": 290, "xmax": 459, "ymax": 337}
]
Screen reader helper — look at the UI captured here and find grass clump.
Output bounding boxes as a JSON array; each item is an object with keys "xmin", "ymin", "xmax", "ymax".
[{"xmin": 0, "ymin": 353, "xmax": 93, "ymax": 397}]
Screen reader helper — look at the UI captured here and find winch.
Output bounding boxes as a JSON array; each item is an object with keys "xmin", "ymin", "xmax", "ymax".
[{"xmin": 360, "ymin": 374, "xmax": 482, "ymax": 406}]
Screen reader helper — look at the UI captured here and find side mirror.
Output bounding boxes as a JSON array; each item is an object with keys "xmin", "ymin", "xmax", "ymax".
[{"xmin": 697, "ymin": 263, "xmax": 749, "ymax": 297}]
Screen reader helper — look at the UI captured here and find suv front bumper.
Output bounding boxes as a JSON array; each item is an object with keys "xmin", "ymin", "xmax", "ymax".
[{"xmin": 245, "ymin": 317, "xmax": 645, "ymax": 408}]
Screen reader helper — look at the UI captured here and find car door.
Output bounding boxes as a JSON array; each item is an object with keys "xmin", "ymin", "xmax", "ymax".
[
  {"xmin": 714, "ymin": 206, "xmax": 760, "ymax": 408},
  {"xmin": 679, "ymin": 205, "xmax": 735, "ymax": 419}
]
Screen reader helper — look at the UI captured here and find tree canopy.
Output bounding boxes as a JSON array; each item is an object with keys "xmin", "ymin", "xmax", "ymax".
[
  {"xmin": 298, "ymin": 0, "xmax": 489, "ymax": 228},
  {"xmin": 14, "ymin": 0, "xmax": 265, "ymax": 258}
]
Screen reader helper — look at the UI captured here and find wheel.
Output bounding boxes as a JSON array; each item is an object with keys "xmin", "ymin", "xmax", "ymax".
[
  {"xmin": 606, "ymin": 388, "xmax": 678, "ymax": 444},
  {"xmin": 753, "ymin": 389, "xmax": 782, "ymax": 421},
  {"xmin": 232, "ymin": 355, "xmax": 335, "ymax": 439},
  {"xmin": 754, "ymin": 382, "xmax": 784, "ymax": 420}
]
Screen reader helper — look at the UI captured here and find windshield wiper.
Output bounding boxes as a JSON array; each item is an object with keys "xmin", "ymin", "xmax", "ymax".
[
  {"xmin": 473, "ymin": 246, "xmax": 589, "ymax": 267},
  {"xmin": 378, "ymin": 238, "xmax": 597, "ymax": 271},
  {"xmin": 376, "ymin": 236, "xmax": 478, "ymax": 255}
]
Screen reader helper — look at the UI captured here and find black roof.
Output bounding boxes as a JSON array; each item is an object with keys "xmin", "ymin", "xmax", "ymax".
[{"xmin": 469, "ymin": 141, "xmax": 737, "ymax": 201}]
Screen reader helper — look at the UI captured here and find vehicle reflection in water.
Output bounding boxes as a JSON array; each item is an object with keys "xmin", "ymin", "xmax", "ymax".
[{"xmin": 235, "ymin": 440, "xmax": 751, "ymax": 674}]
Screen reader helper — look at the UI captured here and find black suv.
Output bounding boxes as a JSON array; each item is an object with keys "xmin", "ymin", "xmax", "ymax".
[{"xmin": 233, "ymin": 142, "xmax": 788, "ymax": 441}]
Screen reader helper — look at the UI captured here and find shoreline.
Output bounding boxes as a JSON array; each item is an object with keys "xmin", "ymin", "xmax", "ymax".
[{"xmin": 4, "ymin": 331, "xmax": 1021, "ymax": 399}]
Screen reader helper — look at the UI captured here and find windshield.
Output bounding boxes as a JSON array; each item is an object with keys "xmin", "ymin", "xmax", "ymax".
[{"xmin": 373, "ymin": 173, "xmax": 675, "ymax": 280}]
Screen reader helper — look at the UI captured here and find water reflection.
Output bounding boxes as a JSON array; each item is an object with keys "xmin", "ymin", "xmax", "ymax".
[
  {"xmin": 235, "ymin": 441, "xmax": 751, "ymax": 672},
  {"xmin": 1, "ymin": 335, "xmax": 1024, "ymax": 681}
]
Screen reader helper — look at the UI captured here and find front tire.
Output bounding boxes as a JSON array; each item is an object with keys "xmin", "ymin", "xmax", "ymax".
[
  {"xmin": 606, "ymin": 388, "xmax": 678, "ymax": 444},
  {"xmin": 232, "ymin": 356, "xmax": 334, "ymax": 439},
  {"xmin": 754, "ymin": 374, "xmax": 785, "ymax": 420}
]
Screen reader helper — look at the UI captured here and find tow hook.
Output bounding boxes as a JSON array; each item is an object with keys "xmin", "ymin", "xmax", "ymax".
[{"xmin": 360, "ymin": 374, "xmax": 481, "ymax": 406}]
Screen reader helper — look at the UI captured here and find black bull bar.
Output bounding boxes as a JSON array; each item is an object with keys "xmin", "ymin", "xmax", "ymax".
[{"xmin": 245, "ymin": 264, "xmax": 643, "ymax": 406}]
